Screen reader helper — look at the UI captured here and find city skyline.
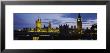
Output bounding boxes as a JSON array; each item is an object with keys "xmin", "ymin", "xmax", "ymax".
[
  {"xmin": 14, "ymin": 13, "xmax": 97, "ymax": 30},
  {"xmin": 14, "ymin": 13, "xmax": 97, "ymax": 40}
]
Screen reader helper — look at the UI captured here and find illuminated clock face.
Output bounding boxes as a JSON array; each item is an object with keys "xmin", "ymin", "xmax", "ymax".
[
  {"xmin": 78, "ymin": 18, "xmax": 81, "ymax": 21},
  {"xmin": 78, "ymin": 19, "xmax": 80, "ymax": 21}
]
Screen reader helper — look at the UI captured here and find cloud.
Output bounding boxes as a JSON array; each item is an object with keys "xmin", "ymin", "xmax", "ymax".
[
  {"xmin": 82, "ymin": 19, "xmax": 97, "ymax": 29},
  {"xmin": 14, "ymin": 13, "xmax": 97, "ymax": 29},
  {"xmin": 40, "ymin": 14, "xmax": 97, "ymax": 29},
  {"xmin": 49, "ymin": 17, "xmax": 77, "ymax": 28},
  {"xmin": 37, "ymin": 14, "xmax": 77, "ymax": 28},
  {"xmin": 61, "ymin": 13, "xmax": 77, "ymax": 18}
]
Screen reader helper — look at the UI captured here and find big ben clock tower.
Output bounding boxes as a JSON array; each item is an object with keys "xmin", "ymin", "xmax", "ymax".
[{"xmin": 77, "ymin": 13, "xmax": 82, "ymax": 34}]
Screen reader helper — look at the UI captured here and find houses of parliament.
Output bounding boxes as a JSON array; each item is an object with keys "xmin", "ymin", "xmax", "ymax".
[
  {"xmin": 28, "ymin": 13, "xmax": 83, "ymax": 34},
  {"xmin": 14, "ymin": 13, "xmax": 97, "ymax": 40}
]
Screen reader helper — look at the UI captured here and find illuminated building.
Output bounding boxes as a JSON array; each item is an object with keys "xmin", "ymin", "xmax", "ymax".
[
  {"xmin": 29, "ymin": 17, "xmax": 59, "ymax": 32},
  {"xmin": 77, "ymin": 13, "xmax": 82, "ymax": 34},
  {"xmin": 36, "ymin": 17, "xmax": 42, "ymax": 32}
]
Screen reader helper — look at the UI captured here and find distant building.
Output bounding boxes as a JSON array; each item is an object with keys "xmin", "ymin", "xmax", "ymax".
[
  {"xmin": 48, "ymin": 21, "xmax": 52, "ymax": 32},
  {"xmin": 90, "ymin": 24, "xmax": 97, "ymax": 33}
]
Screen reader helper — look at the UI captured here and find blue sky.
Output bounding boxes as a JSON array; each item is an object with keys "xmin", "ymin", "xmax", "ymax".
[{"xmin": 14, "ymin": 13, "xmax": 97, "ymax": 29}]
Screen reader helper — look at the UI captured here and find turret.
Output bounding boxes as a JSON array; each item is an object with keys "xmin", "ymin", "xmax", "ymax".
[{"xmin": 36, "ymin": 17, "xmax": 42, "ymax": 32}]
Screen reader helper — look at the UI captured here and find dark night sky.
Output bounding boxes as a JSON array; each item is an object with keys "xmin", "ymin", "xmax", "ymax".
[{"xmin": 14, "ymin": 13, "xmax": 97, "ymax": 29}]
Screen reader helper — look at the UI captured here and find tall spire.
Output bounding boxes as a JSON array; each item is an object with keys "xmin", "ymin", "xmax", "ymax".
[
  {"xmin": 37, "ymin": 16, "xmax": 41, "ymax": 21},
  {"xmin": 48, "ymin": 21, "xmax": 51, "ymax": 28},
  {"xmin": 78, "ymin": 13, "xmax": 81, "ymax": 18}
]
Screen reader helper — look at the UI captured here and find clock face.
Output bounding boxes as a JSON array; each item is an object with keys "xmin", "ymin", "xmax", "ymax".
[{"xmin": 78, "ymin": 19, "xmax": 80, "ymax": 21}]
